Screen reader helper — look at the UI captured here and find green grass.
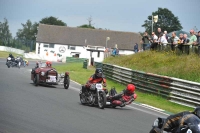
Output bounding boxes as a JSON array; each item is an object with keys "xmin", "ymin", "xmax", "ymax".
[
  {"xmin": 0, "ymin": 51, "xmax": 23, "ymax": 58},
  {"xmin": 54, "ymin": 62, "xmax": 193, "ymax": 114},
  {"xmin": 104, "ymin": 51, "xmax": 200, "ymax": 82}
]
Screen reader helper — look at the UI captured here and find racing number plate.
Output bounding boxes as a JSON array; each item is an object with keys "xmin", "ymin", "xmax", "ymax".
[
  {"xmin": 47, "ymin": 76, "xmax": 56, "ymax": 82},
  {"xmin": 96, "ymin": 84, "xmax": 102, "ymax": 90}
]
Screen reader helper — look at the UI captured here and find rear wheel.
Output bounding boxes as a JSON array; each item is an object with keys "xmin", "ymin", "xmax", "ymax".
[
  {"xmin": 98, "ymin": 91, "xmax": 106, "ymax": 109},
  {"xmin": 34, "ymin": 74, "xmax": 39, "ymax": 86},
  {"xmin": 64, "ymin": 76, "xmax": 70, "ymax": 89}
]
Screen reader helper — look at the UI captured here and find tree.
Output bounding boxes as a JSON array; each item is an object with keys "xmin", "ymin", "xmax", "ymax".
[
  {"xmin": 78, "ymin": 24, "xmax": 95, "ymax": 29},
  {"xmin": 39, "ymin": 16, "xmax": 66, "ymax": 26},
  {"xmin": 16, "ymin": 19, "xmax": 38, "ymax": 40},
  {"xmin": 16, "ymin": 20, "xmax": 38, "ymax": 51},
  {"xmin": 0, "ymin": 18, "xmax": 12, "ymax": 46},
  {"xmin": 142, "ymin": 8, "xmax": 183, "ymax": 35},
  {"xmin": 78, "ymin": 16, "xmax": 95, "ymax": 29}
]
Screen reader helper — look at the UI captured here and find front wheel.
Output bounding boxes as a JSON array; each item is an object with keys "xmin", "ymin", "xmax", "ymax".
[
  {"xmin": 64, "ymin": 76, "xmax": 70, "ymax": 89},
  {"xmin": 18, "ymin": 62, "xmax": 21, "ymax": 68},
  {"xmin": 80, "ymin": 91, "xmax": 86, "ymax": 105},
  {"xmin": 34, "ymin": 74, "xmax": 39, "ymax": 86},
  {"xmin": 98, "ymin": 91, "xmax": 106, "ymax": 109}
]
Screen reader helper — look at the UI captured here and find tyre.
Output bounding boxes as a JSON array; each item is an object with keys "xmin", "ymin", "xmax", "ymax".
[
  {"xmin": 34, "ymin": 74, "xmax": 39, "ymax": 86},
  {"xmin": 80, "ymin": 91, "xmax": 86, "ymax": 105},
  {"xmin": 64, "ymin": 76, "xmax": 70, "ymax": 89},
  {"xmin": 18, "ymin": 62, "xmax": 21, "ymax": 68},
  {"xmin": 98, "ymin": 91, "xmax": 106, "ymax": 109}
]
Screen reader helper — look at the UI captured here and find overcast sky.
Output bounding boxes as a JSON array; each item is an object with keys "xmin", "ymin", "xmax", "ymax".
[{"xmin": 0, "ymin": 0, "xmax": 200, "ymax": 37}]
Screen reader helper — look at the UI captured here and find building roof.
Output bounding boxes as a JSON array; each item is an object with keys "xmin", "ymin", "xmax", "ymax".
[{"xmin": 36, "ymin": 24, "xmax": 142, "ymax": 50}]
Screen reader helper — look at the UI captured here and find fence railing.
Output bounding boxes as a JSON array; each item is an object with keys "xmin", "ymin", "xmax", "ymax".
[
  {"xmin": 94, "ymin": 62, "xmax": 200, "ymax": 108},
  {"xmin": 150, "ymin": 43, "xmax": 200, "ymax": 55}
]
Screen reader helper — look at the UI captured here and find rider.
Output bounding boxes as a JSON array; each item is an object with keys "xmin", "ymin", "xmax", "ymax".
[
  {"xmin": 150, "ymin": 107, "xmax": 200, "ymax": 133},
  {"xmin": 8, "ymin": 53, "xmax": 14, "ymax": 59},
  {"xmin": 108, "ymin": 84, "xmax": 137, "ymax": 107},
  {"xmin": 82, "ymin": 68, "xmax": 107, "ymax": 92},
  {"xmin": 46, "ymin": 61, "xmax": 52, "ymax": 67}
]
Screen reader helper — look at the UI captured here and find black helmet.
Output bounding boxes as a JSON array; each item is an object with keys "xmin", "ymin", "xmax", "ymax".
[
  {"xmin": 95, "ymin": 68, "xmax": 103, "ymax": 78},
  {"xmin": 9, "ymin": 53, "xmax": 12, "ymax": 56},
  {"xmin": 193, "ymin": 107, "xmax": 200, "ymax": 118}
]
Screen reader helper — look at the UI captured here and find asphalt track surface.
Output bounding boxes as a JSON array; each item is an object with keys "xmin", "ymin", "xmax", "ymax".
[{"xmin": 0, "ymin": 59, "xmax": 168, "ymax": 133}]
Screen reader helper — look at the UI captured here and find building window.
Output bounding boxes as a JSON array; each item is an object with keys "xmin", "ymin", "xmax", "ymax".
[
  {"xmin": 70, "ymin": 46, "xmax": 76, "ymax": 50},
  {"xmin": 97, "ymin": 52, "xmax": 100, "ymax": 57},
  {"xmin": 49, "ymin": 44, "xmax": 54, "ymax": 48},
  {"xmin": 44, "ymin": 44, "xmax": 48, "ymax": 48}
]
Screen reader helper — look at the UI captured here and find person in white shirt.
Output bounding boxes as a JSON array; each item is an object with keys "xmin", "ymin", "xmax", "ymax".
[
  {"xmin": 160, "ymin": 33, "xmax": 168, "ymax": 45},
  {"xmin": 150, "ymin": 32, "xmax": 158, "ymax": 50}
]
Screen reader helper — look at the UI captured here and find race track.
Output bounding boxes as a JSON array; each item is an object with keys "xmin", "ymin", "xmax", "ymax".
[{"xmin": 0, "ymin": 59, "xmax": 168, "ymax": 133}]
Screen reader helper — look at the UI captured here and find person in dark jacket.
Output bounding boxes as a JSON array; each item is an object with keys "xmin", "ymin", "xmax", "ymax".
[
  {"xmin": 142, "ymin": 32, "xmax": 151, "ymax": 51},
  {"xmin": 134, "ymin": 43, "xmax": 139, "ymax": 53},
  {"xmin": 150, "ymin": 107, "xmax": 200, "ymax": 133}
]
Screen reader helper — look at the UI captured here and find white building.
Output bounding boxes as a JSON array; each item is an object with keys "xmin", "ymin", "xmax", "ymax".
[{"xmin": 36, "ymin": 24, "xmax": 141, "ymax": 64}]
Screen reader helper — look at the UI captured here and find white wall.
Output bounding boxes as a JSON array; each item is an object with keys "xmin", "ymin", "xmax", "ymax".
[
  {"xmin": 0, "ymin": 46, "xmax": 25, "ymax": 55},
  {"xmin": 36, "ymin": 42, "xmax": 105, "ymax": 62},
  {"xmin": 118, "ymin": 50, "xmax": 134, "ymax": 55}
]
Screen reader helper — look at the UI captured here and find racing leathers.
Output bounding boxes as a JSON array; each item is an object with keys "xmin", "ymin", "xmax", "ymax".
[
  {"xmin": 82, "ymin": 74, "xmax": 106, "ymax": 92},
  {"xmin": 108, "ymin": 89, "xmax": 137, "ymax": 107},
  {"xmin": 150, "ymin": 111, "xmax": 192, "ymax": 133}
]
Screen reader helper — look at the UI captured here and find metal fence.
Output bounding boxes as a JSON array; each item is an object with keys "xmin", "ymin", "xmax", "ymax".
[
  {"xmin": 94, "ymin": 62, "xmax": 200, "ymax": 108},
  {"xmin": 150, "ymin": 43, "xmax": 200, "ymax": 55}
]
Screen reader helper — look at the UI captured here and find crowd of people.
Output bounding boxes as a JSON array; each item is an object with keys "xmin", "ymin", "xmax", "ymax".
[{"xmin": 138, "ymin": 28, "xmax": 200, "ymax": 54}]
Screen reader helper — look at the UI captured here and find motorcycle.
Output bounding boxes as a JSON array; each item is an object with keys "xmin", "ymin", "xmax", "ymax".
[
  {"xmin": 79, "ymin": 83, "xmax": 107, "ymax": 109},
  {"xmin": 150, "ymin": 114, "xmax": 200, "ymax": 133},
  {"xmin": 106, "ymin": 87, "xmax": 137, "ymax": 108},
  {"xmin": 6, "ymin": 57, "xmax": 21, "ymax": 68}
]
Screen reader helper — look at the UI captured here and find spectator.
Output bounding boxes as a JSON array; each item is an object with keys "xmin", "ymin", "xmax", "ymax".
[
  {"xmin": 183, "ymin": 34, "xmax": 190, "ymax": 44},
  {"xmin": 178, "ymin": 33, "xmax": 184, "ymax": 53},
  {"xmin": 188, "ymin": 29, "xmax": 197, "ymax": 45},
  {"xmin": 183, "ymin": 34, "xmax": 190, "ymax": 54},
  {"xmin": 150, "ymin": 32, "xmax": 158, "ymax": 50},
  {"xmin": 157, "ymin": 28, "xmax": 163, "ymax": 37},
  {"xmin": 160, "ymin": 33, "xmax": 168, "ymax": 46},
  {"xmin": 164, "ymin": 30, "xmax": 169, "ymax": 40},
  {"xmin": 157, "ymin": 28, "xmax": 163, "ymax": 43},
  {"xmin": 170, "ymin": 32, "xmax": 179, "ymax": 51},
  {"xmin": 134, "ymin": 43, "xmax": 139, "ymax": 53},
  {"xmin": 197, "ymin": 31, "xmax": 200, "ymax": 45},
  {"xmin": 142, "ymin": 32, "xmax": 151, "ymax": 51}
]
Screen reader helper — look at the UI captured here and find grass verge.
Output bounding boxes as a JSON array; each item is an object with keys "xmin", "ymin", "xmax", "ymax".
[
  {"xmin": 104, "ymin": 51, "xmax": 200, "ymax": 82},
  {"xmin": 0, "ymin": 51, "xmax": 23, "ymax": 58},
  {"xmin": 54, "ymin": 62, "xmax": 194, "ymax": 114}
]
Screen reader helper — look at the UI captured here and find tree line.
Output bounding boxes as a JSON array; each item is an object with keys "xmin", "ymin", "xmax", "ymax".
[{"xmin": 1, "ymin": 8, "xmax": 195, "ymax": 52}]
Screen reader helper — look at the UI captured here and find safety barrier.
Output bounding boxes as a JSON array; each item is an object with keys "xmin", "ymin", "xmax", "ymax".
[
  {"xmin": 94, "ymin": 62, "xmax": 200, "ymax": 108},
  {"xmin": 0, "ymin": 46, "xmax": 25, "ymax": 55}
]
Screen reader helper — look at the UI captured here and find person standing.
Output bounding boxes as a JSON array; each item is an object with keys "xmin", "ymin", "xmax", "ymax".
[
  {"xmin": 164, "ymin": 30, "xmax": 169, "ymax": 40},
  {"xmin": 170, "ymin": 32, "xmax": 179, "ymax": 51},
  {"xmin": 178, "ymin": 33, "xmax": 184, "ymax": 53},
  {"xmin": 134, "ymin": 43, "xmax": 139, "ymax": 53},
  {"xmin": 150, "ymin": 32, "xmax": 158, "ymax": 50},
  {"xmin": 142, "ymin": 32, "xmax": 151, "ymax": 51},
  {"xmin": 183, "ymin": 34, "xmax": 190, "ymax": 54},
  {"xmin": 188, "ymin": 29, "xmax": 197, "ymax": 54}
]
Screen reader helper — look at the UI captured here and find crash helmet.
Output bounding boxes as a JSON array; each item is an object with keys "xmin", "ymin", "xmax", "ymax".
[
  {"xmin": 9, "ymin": 53, "xmax": 12, "ymax": 56},
  {"xmin": 126, "ymin": 84, "xmax": 135, "ymax": 94},
  {"xmin": 36, "ymin": 61, "xmax": 39, "ymax": 67},
  {"xmin": 46, "ymin": 61, "xmax": 52, "ymax": 67},
  {"xmin": 95, "ymin": 68, "xmax": 103, "ymax": 78},
  {"xmin": 193, "ymin": 107, "xmax": 200, "ymax": 118}
]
